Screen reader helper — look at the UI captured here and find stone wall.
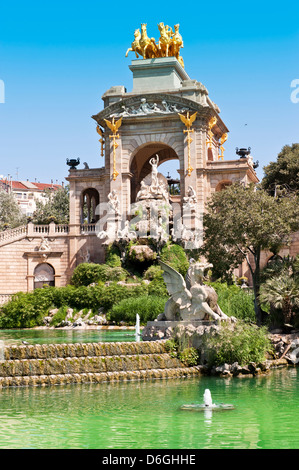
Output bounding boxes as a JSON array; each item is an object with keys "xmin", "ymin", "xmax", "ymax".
[{"xmin": 0, "ymin": 341, "xmax": 201, "ymax": 388}]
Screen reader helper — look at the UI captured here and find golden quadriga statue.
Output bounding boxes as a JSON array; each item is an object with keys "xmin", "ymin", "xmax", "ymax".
[{"xmin": 126, "ymin": 22, "xmax": 184, "ymax": 68}]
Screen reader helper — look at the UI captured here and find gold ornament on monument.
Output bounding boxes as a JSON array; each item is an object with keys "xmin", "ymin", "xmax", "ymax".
[
  {"xmin": 126, "ymin": 22, "xmax": 184, "ymax": 68},
  {"xmin": 178, "ymin": 111, "xmax": 197, "ymax": 176},
  {"xmin": 96, "ymin": 126, "xmax": 105, "ymax": 157},
  {"xmin": 218, "ymin": 133, "xmax": 228, "ymax": 160},
  {"xmin": 206, "ymin": 116, "xmax": 217, "ymax": 150},
  {"xmin": 104, "ymin": 117, "xmax": 122, "ymax": 181}
]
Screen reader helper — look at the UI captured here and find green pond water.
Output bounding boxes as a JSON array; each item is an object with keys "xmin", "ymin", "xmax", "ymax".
[
  {"xmin": 0, "ymin": 328, "xmax": 138, "ymax": 345},
  {"xmin": 0, "ymin": 366, "xmax": 298, "ymax": 449},
  {"xmin": 0, "ymin": 329, "xmax": 298, "ymax": 449}
]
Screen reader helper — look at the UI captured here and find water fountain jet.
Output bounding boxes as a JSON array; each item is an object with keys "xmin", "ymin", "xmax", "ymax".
[{"xmin": 180, "ymin": 388, "xmax": 234, "ymax": 412}]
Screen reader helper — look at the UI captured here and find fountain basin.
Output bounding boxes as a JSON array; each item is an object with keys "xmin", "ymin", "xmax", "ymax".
[
  {"xmin": 180, "ymin": 403, "xmax": 235, "ymax": 411},
  {"xmin": 181, "ymin": 388, "xmax": 234, "ymax": 411}
]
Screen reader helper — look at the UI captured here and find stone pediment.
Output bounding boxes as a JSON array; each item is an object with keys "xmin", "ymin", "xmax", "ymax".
[{"xmin": 92, "ymin": 93, "xmax": 214, "ymax": 126}]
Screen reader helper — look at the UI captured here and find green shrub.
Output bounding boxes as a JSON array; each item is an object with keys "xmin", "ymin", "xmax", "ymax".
[
  {"xmin": 160, "ymin": 243, "xmax": 189, "ymax": 277},
  {"xmin": 105, "ymin": 244, "xmax": 122, "ymax": 267},
  {"xmin": 0, "ymin": 279, "xmax": 152, "ymax": 329},
  {"xmin": 109, "ymin": 295, "xmax": 167, "ymax": 325},
  {"xmin": 210, "ymin": 282, "xmax": 256, "ymax": 321},
  {"xmin": 0, "ymin": 290, "xmax": 52, "ymax": 328},
  {"xmin": 71, "ymin": 262, "xmax": 128, "ymax": 286},
  {"xmin": 203, "ymin": 321, "xmax": 272, "ymax": 367},
  {"xmin": 178, "ymin": 347, "xmax": 199, "ymax": 367},
  {"xmin": 50, "ymin": 305, "xmax": 70, "ymax": 326},
  {"xmin": 143, "ymin": 265, "xmax": 163, "ymax": 280}
]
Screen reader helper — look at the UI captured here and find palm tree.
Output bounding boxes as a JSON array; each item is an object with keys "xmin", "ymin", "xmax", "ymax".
[{"xmin": 260, "ymin": 273, "xmax": 299, "ymax": 325}]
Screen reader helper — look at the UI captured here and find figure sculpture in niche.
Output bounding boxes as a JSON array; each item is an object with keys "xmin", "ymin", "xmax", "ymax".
[
  {"xmin": 158, "ymin": 259, "xmax": 234, "ymax": 322},
  {"xmin": 183, "ymin": 185, "xmax": 197, "ymax": 211},
  {"xmin": 149, "ymin": 154, "xmax": 159, "ymax": 188},
  {"xmin": 107, "ymin": 190, "xmax": 120, "ymax": 215}
]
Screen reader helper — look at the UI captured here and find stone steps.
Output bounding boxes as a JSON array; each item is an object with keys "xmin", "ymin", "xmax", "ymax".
[{"xmin": 0, "ymin": 341, "xmax": 202, "ymax": 388}]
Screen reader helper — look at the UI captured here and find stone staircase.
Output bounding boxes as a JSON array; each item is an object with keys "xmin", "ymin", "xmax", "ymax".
[{"xmin": 0, "ymin": 341, "xmax": 202, "ymax": 388}]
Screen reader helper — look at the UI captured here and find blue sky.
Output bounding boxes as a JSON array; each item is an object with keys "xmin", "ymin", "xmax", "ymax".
[{"xmin": 0, "ymin": 0, "xmax": 298, "ymax": 184}]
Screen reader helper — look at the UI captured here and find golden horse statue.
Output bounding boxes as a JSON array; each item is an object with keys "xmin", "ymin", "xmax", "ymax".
[
  {"xmin": 139, "ymin": 23, "xmax": 159, "ymax": 59},
  {"xmin": 170, "ymin": 24, "xmax": 183, "ymax": 59},
  {"xmin": 157, "ymin": 22, "xmax": 173, "ymax": 57},
  {"xmin": 126, "ymin": 23, "xmax": 185, "ymax": 67},
  {"xmin": 125, "ymin": 29, "xmax": 142, "ymax": 58}
]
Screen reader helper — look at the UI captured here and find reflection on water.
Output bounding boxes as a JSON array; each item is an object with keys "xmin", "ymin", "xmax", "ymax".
[
  {"xmin": 0, "ymin": 328, "xmax": 138, "ymax": 345},
  {"xmin": 0, "ymin": 368, "xmax": 298, "ymax": 449}
]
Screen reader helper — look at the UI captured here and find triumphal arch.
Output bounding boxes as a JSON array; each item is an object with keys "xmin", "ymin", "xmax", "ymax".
[{"xmin": 66, "ymin": 22, "xmax": 258, "ymax": 261}]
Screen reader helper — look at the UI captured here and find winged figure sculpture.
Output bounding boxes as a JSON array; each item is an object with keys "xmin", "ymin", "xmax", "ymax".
[
  {"xmin": 104, "ymin": 117, "xmax": 122, "ymax": 134},
  {"xmin": 178, "ymin": 111, "xmax": 197, "ymax": 129},
  {"xmin": 159, "ymin": 260, "xmax": 232, "ymax": 322}
]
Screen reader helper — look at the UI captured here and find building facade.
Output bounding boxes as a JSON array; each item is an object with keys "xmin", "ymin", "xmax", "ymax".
[{"xmin": 0, "ymin": 43, "xmax": 297, "ymax": 302}]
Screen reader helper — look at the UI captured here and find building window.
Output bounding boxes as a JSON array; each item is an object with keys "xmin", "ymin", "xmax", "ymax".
[{"xmin": 34, "ymin": 263, "xmax": 55, "ymax": 289}]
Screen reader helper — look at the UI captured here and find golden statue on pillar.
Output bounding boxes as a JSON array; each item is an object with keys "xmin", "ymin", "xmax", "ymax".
[
  {"xmin": 218, "ymin": 133, "xmax": 228, "ymax": 160},
  {"xmin": 206, "ymin": 116, "xmax": 217, "ymax": 150},
  {"xmin": 126, "ymin": 23, "xmax": 184, "ymax": 68},
  {"xmin": 104, "ymin": 117, "xmax": 122, "ymax": 181},
  {"xmin": 96, "ymin": 126, "xmax": 105, "ymax": 157},
  {"xmin": 178, "ymin": 111, "xmax": 197, "ymax": 177}
]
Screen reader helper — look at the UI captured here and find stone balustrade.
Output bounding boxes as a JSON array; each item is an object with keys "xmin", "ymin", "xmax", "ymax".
[
  {"xmin": 0, "ymin": 222, "xmax": 72, "ymax": 248},
  {"xmin": 0, "ymin": 225, "xmax": 27, "ymax": 246},
  {"xmin": 80, "ymin": 223, "xmax": 97, "ymax": 234}
]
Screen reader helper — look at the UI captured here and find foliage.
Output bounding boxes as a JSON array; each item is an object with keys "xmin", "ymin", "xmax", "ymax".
[
  {"xmin": 178, "ymin": 347, "xmax": 199, "ymax": 367},
  {"xmin": 160, "ymin": 243, "xmax": 189, "ymax": 277},
  {"xmin": 164, "ymin": 335, "xmax": 199, "ymax": 366},
  {"xmin": 0, "ymin": 281, "xmax": 150, "ymax": 328},
  {"xmin": 210, "ymin": 282, "xmax": 256, "ymax": 322},
  {"xmin": 0, "ymin": 290, "xmax": 53, "ymax": 328},
  {"xmin": 33, "ymin": 185, "xmax": 70, "ymax": 224},
  {"xmin": 143, "ymin": 265, "xmax": 163, "ymax": 280},
  {"xmin": 108, "ymin": 295, "xmax": 167, "ymax": 325},
  {"xmin": 0, "ymin": 190, "xmax": 26, "ymax": 231},
  {"xmin": 201, "ymin": 182, "xmax": 299, "ymax": 324},
  {"xmin": 147, "ymin": 277, "xmax": 169, "ymax": 297},
  {"xmin": 70, "ymin": 262, "xmax": 128, "ymax": 286},
  {"xmin": 105, "ymin": 244, "xmax": 122, "ymax": 267},
  {"xmin": 260, "ymin": 254, "xmax": 299, "ymax": 327},
  {"xmin": 50, "ymin": 305, "xmax": 70, "ymax": 326},
  {"xmin": 260, "ymin": 273, "xmax": 299, "ymax": 327},
  {"xmin": 261, "ymin": 143, "xmax": 299, "ymax": 195},
  {"xmin": 203, "ymin": 321, "xmax": 272, "ymax": 367}
]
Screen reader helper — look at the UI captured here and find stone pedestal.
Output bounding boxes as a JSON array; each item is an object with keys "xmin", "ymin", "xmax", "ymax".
[
  {"xmin": 129, "ymin": 57, "xmax": 190, "ymax": 93},
  {"xmin": 142, "ymin": 320, "xmax": 218, "ymax": 343}
]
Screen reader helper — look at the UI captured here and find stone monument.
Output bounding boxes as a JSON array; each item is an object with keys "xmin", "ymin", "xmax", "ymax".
[{"xmin": 142, "ymin": 259, "xmax": 236, "ymax": 341}]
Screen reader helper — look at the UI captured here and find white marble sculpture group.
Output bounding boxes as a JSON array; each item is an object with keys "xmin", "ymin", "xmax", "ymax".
[{"xmin": 158, "ymin": 259, "xmax": 235, "ymax": 323}]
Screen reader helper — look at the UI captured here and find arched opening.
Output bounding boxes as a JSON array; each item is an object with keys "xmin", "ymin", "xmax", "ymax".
[
  {"xmin": 130, "ymin": 143, "xmax": 181, "ymax": 203},
  {"xmin": 81, "ymin": 188, "xmax": 100, "ymax": 223},
  {"xmin": 215, "ymin": 180, "xmax": 232, "ymax": 192},
  {"xmin": 34, "ymin": 263, "xmax": 55, "ymax": 289}
]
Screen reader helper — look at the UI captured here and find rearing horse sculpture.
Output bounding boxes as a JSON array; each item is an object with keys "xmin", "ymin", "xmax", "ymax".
[
  {"xmin": 125, "ymin": 23, "xmax": 185, "ymax": 68},
  {"xmin": 125, "ymin": 29, "xmax": 142, "ymax": 58},
  {"xmin": 157, "ymin": 22, "xmax": 173, "ymax": 57},
  {"xmin": 139, "ymin": 23, "xmax": 159, "ymax": 59},
  {"xmin": 170, "ymin": 24, "xmax": 183, "ymax": 59}
]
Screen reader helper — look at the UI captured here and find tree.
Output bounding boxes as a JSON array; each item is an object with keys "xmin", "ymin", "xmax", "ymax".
[
  {"xmin": 33, "ymin": 185, "xmax": 69, "ymax": 224},
  {"xmin": 261, "ymin": 143, "xmax": 299, "ymax": 195},
  {"xmin": 201, "ymin": 183, "xmax": 299, "ymax": 325},
  {"xmin": 260, "ymin": 274, "xmax": 299, "ymax": 326},
  {"xmin": 0, "ymin": 190, "xmax": 26, "ymax": 231}
]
